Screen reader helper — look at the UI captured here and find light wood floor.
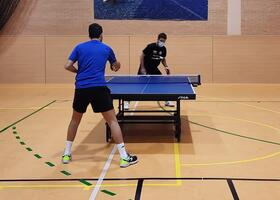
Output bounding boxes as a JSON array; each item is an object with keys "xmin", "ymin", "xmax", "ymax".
[{"xmin": 0, "ymin": 84, "xmax": 280, "ymax": 200}]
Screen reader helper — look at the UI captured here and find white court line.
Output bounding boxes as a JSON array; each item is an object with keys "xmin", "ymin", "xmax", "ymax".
[
  {"xmin": 89, "ymin": 101, "xmax": 139, "ymax": 200},
  {"xmin": 131, "ymin": 101, "xmax": 139, "ymax": 114},
  {"xmin": 89, "ymin": 145, "xmax": 117, "ymax": 200}
]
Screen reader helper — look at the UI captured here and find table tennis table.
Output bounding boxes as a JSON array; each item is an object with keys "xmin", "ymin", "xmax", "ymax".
[{"xmin": 105, "ymin": 75, "xmax": 201, "ymax": 142}]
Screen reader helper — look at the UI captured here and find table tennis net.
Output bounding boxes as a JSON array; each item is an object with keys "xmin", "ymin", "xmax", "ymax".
[{"xmin": 106, "ymin": 75, "xmax": 201, "ymax": 86}]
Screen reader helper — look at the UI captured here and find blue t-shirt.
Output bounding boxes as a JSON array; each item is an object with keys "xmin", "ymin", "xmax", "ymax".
[{"xmin": 68, "ymin": 40, "xmax": 116, "ymax": 89}]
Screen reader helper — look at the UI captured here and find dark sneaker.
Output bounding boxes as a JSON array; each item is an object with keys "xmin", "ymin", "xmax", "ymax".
[{"xmin": 120, "ymin": 154, "xmax": 138, "ymax": 168}]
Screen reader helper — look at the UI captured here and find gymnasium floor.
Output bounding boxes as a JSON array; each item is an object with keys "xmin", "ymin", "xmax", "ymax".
[{"xmin": 0, "ymin": 83, "xmax": 280, "ymax": 200}]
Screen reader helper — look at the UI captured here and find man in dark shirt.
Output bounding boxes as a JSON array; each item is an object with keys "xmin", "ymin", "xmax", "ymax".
[
  {"xmin": 138, "ymin": 33, "xmax": 170, "ymax": 75},
  {"xmin": 124, "ymin": 33, "xmax": 174, "ymax": 109}
]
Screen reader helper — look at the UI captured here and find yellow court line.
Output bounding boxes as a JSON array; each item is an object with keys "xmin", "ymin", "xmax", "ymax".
[
  {"xmin": 144, "ymin": 183, "xmax": 180, "ymax": 186},
  {"xmin": 82, "ymin": 183, "xmax": 180, "ymax": 190},
  {"xmin": 174, "ymin": 143, "xmax": 182, "ymax": 186},
  {"xmin": 1, "ymin": 112, "xmax": 182, "ymax": 191},
  {"xmin": 236, "ymin": 102, "xmax": 280, "ymax": 115},
  {"xmin": 0, "ymin": 144, "xmax": 182, "ymax": 190},
  {"xmin": 180, "ymin": 113, "xmax": 280, "ymax": 167},
  {"xmin": 0, "ymin": 184, "xmax": 84, "ymax": 189},
  {"xmin": 188, "ymin": 113, "xmax": 280, "ymax": 133},
  {"xmin": 182, "ymin": 151, "xmax": 280, "ymax": 167},
  {"xmin": 0, "ymin": 183, "xmax": 180, "ymax": 190},
  {"xmin": 199, "ymin": 95, "xmax": 280, "ymax": 115}
]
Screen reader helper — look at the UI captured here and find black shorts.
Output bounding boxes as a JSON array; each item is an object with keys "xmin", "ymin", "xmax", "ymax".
[{"xmin": 73, "ymin": 86, "xmax": 114, "ymax": 113}]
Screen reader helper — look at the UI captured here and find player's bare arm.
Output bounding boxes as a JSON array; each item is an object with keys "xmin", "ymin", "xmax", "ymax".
[
  {"xmin": 111, "ymin": 61, "xmax": 121, "ymax": 72},
  {"xmin": 64, "ymin": 60, "xmax": 78, "ymax": 73},
  {"xmin": 162, "ymin": 58, "xmax": 170, "ymax": 74}
]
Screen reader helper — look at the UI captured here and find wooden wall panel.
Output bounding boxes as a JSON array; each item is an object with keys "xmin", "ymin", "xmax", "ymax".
[
  {"xmin": 104, "ymin": 36, "xmax": 130, "ymax": 75},
  {"xmin": 2, "ymin": 0, "xmax": 280, "ymax": 36},
  {"xmin": 167, "ymin": 36, "xmax": 212, "ymax": 82},
  {"xmin": 1, "ymin": 36, "xmax": 280, "ymax": 84},
  {"xmin": 0, "ymin": 36, "xmax": 45, "ymax": 83},
  {"xmin": 213, "ymin": 36, "xmax": 280, "ymax": 83},
  {"xmin": 45, "ymin": 36, "xmax": 87, "ymax": 83},
  {"xmin": 129, "ymin": 36, "xmax": 212, "ymax": 82},
  {"xmin": 1, "ymin": 0, "xmax": 226, "ymax": 36},
  {"xmin": 242, "ymin": 0, "xmax": 280, "ymax": 35},
  {"xmin": 46, "ymin": 36, "xmax": 129, "ymax": 83},
  {"xmin": 129, "ymin": 35, "xmax": 155, "ymax": 74},
  {"xmin": 1, "ymin": 0, "xmax": 92, "ymax": 35}
]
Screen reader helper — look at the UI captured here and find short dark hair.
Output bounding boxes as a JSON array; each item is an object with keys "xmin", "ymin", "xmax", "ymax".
[
  {"xmin": 88, "ymin": 23, "xmax": 103, "ymax": 39},
  {"xmin": 158, "ymin": 33, "xmax": 167, "ymax": 40}
]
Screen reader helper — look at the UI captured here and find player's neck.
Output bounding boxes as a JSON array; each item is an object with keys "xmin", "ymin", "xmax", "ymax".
[{"xmin": 91, "ymin": 38, "xmax": 101, "ymax": 42}]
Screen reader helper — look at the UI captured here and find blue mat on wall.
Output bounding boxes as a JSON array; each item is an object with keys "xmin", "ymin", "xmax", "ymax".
[{"xmin": 94, "ymin": 0, "xmax": 208, "ymax": 20}]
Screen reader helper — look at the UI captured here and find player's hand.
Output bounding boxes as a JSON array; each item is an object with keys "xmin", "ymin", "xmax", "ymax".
[
  {"xmin": 111, "ymin": 61, "xmax": 121, "ymax": 72},
  {"xmin": 165, "ymin": 68, "xmax": 170, "ymax": 75},
  {"xmin": 140, "ymin": 66, "xmax": 147, "ymax": 75}
]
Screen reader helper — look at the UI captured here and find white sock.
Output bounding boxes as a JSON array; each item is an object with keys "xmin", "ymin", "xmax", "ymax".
[
  {"xmin": 117, "ymin": 143, "xmax": 128, "ymax": 159},
  {"xmin": 64, "ymin": 141, "xmax": 73, "ymax": 155}
]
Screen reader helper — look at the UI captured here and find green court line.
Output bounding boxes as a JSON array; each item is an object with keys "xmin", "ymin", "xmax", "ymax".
[
  {"xmin": 79, "ymin": 179, "xmax": 92, "ymax": 186},
  {"xmin": 34, "ymin": 154, "xmax": 42, "ymax": 159},
  {"xmin": 158, "ymin": 101, "xmax": 280, "ymax": 146},
  {"xmin": 60, "ymin": 171, "xmax": 71, "ymax": 176},
  {"xmin": 10, "ymin": 129, "xmax": 76, "ymax": 184},
  {"xmin": 101, "ymin": 189, "xmax": 116, "ymax": 196},
  {"xmin": 26, "ymin": 147, "xmax": 33, "ymax": 152},
  {"xmin": 45, "ymin": 162, "xmax": 55, "ymax": 167},
  {"xmin": 10, "ymin": 127, "xmax": 79, "ymax": 187},
  {"xmin": 0, "ymin": 100, "xmax": 56, "ymax": 133},
  {"xmin": 188, "ymin": 120, "xmax": 280, "ymax": 146}
]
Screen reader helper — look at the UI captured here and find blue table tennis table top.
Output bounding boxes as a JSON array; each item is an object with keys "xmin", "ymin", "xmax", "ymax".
[{"xmin": 106, "ymin": 75, "xmax": 199, "ymax": 100}]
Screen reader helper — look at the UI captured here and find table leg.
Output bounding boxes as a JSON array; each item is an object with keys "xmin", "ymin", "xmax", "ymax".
[
  {"xmin": 118, "ymin": 99, "xmax": 121, "ymax": 113},
  {"xmin": 175, "ymin": 100, "xmax": 181, "ymax": 142}
]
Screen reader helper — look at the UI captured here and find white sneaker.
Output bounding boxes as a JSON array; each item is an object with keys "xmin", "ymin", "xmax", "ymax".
[
  {"xmin": 124, "ymin": 101, "xmax": 130, "ymax": 110},
  {"xmin": 165, "ymin": 101, "xmax": 175, "ymax": 107}
]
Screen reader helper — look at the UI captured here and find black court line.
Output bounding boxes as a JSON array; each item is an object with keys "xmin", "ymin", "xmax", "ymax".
[
  {"xmin": 134, "ymin": 179, "xmax": 144, "ymax": 200},
  {"xmin": 2, "ymin": 177, "xmax": 278, "ymax": 200},
  {"xmin": 1, "ymin": 177, "xmax": 280, "ymax": 182},
  {"xmin": 0, "ymin": 100, "xmax": 56, "ymax": 133},
  {"xmin": 227, "ymin": 179, "xmax": 239, "ymax": 200}
]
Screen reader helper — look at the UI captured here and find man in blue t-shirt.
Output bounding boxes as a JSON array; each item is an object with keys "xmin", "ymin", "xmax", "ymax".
[{"xmin": 62, "ymin": 23, "xmax": 138, "ymax": 168}]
